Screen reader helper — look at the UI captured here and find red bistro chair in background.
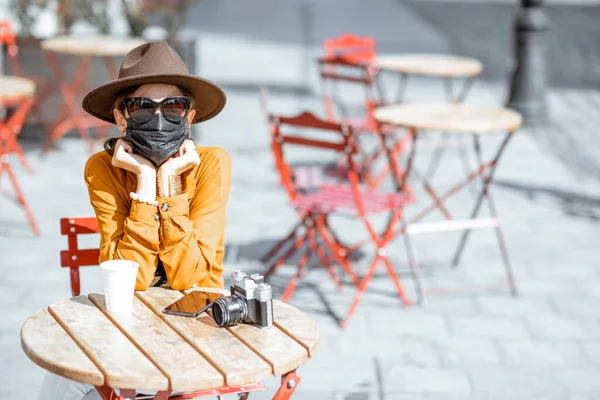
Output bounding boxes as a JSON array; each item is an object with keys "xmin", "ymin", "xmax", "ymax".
[
  {"xmin": 60, "ymin": 217, "xmax": 100, "ymax": 296},
  {"xmin": 0, "ymin": 20, "xmax": 54, "ymax": 147},
  {"xmin": 262, "ymin": 110, "xmax": 415, "ymax": 328}
]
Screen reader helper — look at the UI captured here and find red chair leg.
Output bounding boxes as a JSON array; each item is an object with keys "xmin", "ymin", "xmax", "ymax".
[
  {"xmin": 70, "ymin": 267, "xmax": 81, "ymax": 296},
  {"xmin": 281, "ymin": 228, "xmax": 315, "ymax": 303},
  {"xmin": 316, "ymin": 215, "xmax": 359, "ymax": 287},
  {"xmin": 314, "ymin": 233, "xmax": 342, "ymax": 291}
]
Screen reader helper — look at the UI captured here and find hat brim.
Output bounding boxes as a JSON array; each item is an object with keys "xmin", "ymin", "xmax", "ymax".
[{"xmin": 82, "ymin": 73, "xmax": 226, "ymax": 124}]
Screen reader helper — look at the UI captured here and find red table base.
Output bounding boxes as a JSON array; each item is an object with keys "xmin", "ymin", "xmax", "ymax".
[
  {"xmin": 42, "ymin": 52, "xmax": 116, "ymax": 154},
  {"xmin": 0, "ymin": 97, "xmax": 40, "ymax": 235},
  {"xmin": 95, "ymin": 371, "xmax": 300, "ymax": 400}
]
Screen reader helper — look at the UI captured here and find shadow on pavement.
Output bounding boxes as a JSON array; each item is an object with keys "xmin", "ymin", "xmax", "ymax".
[{"xmin": 495, "ymin": 178, "xmax": 600, "ymax": 220}]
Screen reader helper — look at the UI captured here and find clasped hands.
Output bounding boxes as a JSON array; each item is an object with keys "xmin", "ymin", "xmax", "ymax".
[{"xmin": 111, "ymin": 139, "xmax": 200, "ymax": 199}]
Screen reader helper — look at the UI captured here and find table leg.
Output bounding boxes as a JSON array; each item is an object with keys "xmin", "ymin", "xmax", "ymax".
[
  {"xmin": 450, "ymin": 132, "xmax": 518, "ymax": 295},
  {"xmin": 0, "ymin": 100, "xmax": 40, "ymax": 235}
]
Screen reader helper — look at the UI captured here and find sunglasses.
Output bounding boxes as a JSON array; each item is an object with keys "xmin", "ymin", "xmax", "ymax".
[{"xmin": 121, "ymin": 96, "xmax": 191, "ymax": 123}]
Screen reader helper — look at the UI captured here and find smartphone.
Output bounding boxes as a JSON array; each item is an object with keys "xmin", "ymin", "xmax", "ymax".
[{"xmin": 162, "ymin": 291, "xmax": 224, "ymax": 317}]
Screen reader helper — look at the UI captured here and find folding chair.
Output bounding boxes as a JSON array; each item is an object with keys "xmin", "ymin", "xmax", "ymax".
[
  {"xmin": 60, "ymin": 217, "xmax": 100, "ymax": 296},
  {"xmin": 263, "ymin": 111, "xmax": 414, "ymax": 328},
  {"xmin": 0, "ymin": 20, "xmax": 54, "ymax": 151}
]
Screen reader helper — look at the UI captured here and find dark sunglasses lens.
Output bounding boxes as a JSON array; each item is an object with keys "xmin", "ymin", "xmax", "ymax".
[
  {"xmin": 162, "ymin": 98, "xmax": 188, "ymax": 122},
  {"xmin": 127, "ymin": 99, "xmax": 154, "ymax": 122}
]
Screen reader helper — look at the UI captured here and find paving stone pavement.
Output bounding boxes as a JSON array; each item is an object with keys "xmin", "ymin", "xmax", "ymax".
[{"xmin": 2, "ymin": 1, "xmax": 600, "ymax": 399}]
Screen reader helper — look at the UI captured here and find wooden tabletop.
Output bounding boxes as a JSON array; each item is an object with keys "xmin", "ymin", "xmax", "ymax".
[
  {"xmin": 21, "ymin": 287, "xmax": 320, "ymax": 392},
  {"xmin": 374, "ymin": 103, "xmax": 522, "ymax": 134},
  {"xmin": 0, "ymin": 76, "xmax": 36, "ymax": 100},
  {"xmin": 372, "ymin": 54, "xmax": 483, "ymax": 78},
  {"xmin": 41, "ymin": 36, "xmax": 146, "ymax": 56}
]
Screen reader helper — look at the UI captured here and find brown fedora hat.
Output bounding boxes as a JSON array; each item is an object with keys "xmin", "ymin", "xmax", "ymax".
[{"xmin": 82, "ymin": 41, "xmax": 226, "ymax": 124}]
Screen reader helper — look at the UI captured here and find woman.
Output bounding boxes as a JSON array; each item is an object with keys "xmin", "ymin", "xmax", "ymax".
[{"xmin": 38, "ymin": 41, "xmax": 231, "ymax": 399}]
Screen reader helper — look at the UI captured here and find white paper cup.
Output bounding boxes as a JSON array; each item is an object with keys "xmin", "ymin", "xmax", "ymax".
[{"xmin": 100, "ymin": 260, "xmax": 140, "ymax": 313}]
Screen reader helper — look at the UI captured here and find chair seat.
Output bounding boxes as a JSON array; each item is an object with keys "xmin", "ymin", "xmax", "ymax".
[
  {"xmin": 294, "ymin": 184, "xmax": 412, "ymax": 214},
  {"xmin": 342, "ymin": 115, "xmax": 397, "ymax": 135}
]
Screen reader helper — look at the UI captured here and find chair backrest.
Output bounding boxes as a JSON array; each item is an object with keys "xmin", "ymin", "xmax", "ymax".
[
  {"xmin": 319, "ymin": 34, "xmax": 381, "ymax": 122},
  {"xmin": 323, "ymin": 33, "xmax": 375, "ymax": 64},
  {"xmin": 0, "ymin": 20, "xmax": 22, "ymax": 76},
  {"xmin": 268, "ymin": 111, "xmax": 361, "ymax": 204},
  {"xmin": 60, "ymin": 217, "xmax": 100, "ymax": 296}
]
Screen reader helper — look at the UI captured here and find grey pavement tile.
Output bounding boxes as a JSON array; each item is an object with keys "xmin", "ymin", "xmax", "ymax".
[
  {"xmin": 448, "ymin": 316, "xmax": 530, "ymax": 339},
  {"xmin": 433, "ymin": 337, "xmax": 502, "ymax": 367},
  {"xmin": 466, "ymin": 366, "xmax": 571, "ymax": 399},
  {"xmin": 365, "ymin": 311, "xmax": 450, "ymax": 339},
  {"xmin": 293, "ymin": 346, "xmax": 379, "ymax": 393},
  {"xmin": 497, "ymin": 339, "xmax": 589, "ymax": 367},
  {"xmin": 380, "ymin": 365, "xmax": 471, "ymax": 395},
  {"xmin": 516, "ymin": 277, "xmax": 583, "ymax": 298},
  {"xmin": 550, "ymin": 297, "xmax": 600, "ymax": 317},
  {"xmin": 526, "ymin": 316, "xmax": 600, "ymax": 340},
  {"xmin": 557, "ymin": 368, "xmax": 600, "ymax": 395},
  {"xmin": 369, "ymin": 339, "xmax": 441, "ymax": 368},
  {"xmin": 581, "ymin": 341, "xmax": 600, "ymax": 366},
  {"xmin": 476, "ymin": 296, "xmax": 554, "ymax": 317}
]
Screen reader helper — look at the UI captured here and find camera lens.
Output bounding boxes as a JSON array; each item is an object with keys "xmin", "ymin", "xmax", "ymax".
[{"xmin": 212, "ymin": 296, "xmax": 248, "ymax": 327}]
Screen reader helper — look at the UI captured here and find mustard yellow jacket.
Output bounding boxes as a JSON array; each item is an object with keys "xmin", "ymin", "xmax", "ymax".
[{"xmin": 84, "ymin": 146, "xmax": 232, "ymax": 291}]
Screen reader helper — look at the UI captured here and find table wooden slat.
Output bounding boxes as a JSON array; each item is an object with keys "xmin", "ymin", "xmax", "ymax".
[
  {"xmin": 273, "ymin": 302, "xmax": 321, "ymax": 358},
  {"xmin": 21, "ymin": 309, "xmax": 104, "ymax": 386},
  {"xmin": 89, "ymin": 293, "xmax": 224, "ymax": 392},
  {"xmin": 136, "ymin": 288, "xmax": 272, "ymax": 387},
  {"xmin": 48, "ymin": 296, "xmax": 168, "ymax": 390}
]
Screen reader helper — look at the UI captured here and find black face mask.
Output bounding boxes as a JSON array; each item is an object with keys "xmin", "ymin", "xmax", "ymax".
[{"xmin": 126, "ymin": 113, "xmax": 189, "ymax": 167}]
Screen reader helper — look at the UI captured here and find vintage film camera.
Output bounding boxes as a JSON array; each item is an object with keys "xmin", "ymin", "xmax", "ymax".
[{"xmin": 211, "ymin": 270, "xmax": 274, "ymax": 328}]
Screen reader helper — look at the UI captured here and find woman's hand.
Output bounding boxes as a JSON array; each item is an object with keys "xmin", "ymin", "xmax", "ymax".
[
  {"xmin": 157, "ymin": 139, "xmax": 199, "ymax": 197},
  {"xmin": 111, "ymin": 139, "xmax": 155, "ymax": 176},
  {"xmin": 112, "ymin": 139, "xmax": 157, "ymax": 201},
  {"xmin": 159, "ymin": 139, "xmax": 200, "ymax": 177}
]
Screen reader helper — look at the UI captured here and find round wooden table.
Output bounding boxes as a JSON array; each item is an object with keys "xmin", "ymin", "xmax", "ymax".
[
  {"xmin": 21, "ymin": 287, "xmax": 320, "ymax": 399},
  {"xmin": 373, "ymin": 103, "xmax": 522, "ymax": 304},
  {"xmin": 0, "ymin": 76, "xmax": 39, "ymax": 235},
  {"xmin": 40, "ymin": 36, "xmax": 146, "ymax": 154},
  {"xmin": 372, "ymin": 54, "xmax": 483, "ymax": 103},
  {"xmin": 374, "ymin": 103, "xmax": 522, "ymax": 134},
  {"xmin": 373, "ymin": 54, "xmax": 482, "ymax": 78}
]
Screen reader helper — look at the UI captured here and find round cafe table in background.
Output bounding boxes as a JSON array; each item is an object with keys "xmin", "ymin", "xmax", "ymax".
[
  {"xmin": 373, "ymin": 102, "xmax": 522, "ymax": 304},
  {"xmin": 21, "ymin": 287, "xmax": 320, "ymax": 400},
  {"xmin": 372, "ymin": 54, "xmax": 483, "ymax": 103},
  {"xmin": 40, "ymin": 36, "xmax": 146, "ymax": 154}
]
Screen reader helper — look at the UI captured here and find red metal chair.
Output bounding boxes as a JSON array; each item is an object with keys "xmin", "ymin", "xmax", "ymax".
[
  {"xmin": 263, "ymin": 111, "xmax": 414, "ymax": 327},
  {"xmin": 0, "ymin": 20, "xmax": 54, "ymax": 149},
  {"xmin": 60, "ymin": 217, "xmax": 100, "ymax": 296}
]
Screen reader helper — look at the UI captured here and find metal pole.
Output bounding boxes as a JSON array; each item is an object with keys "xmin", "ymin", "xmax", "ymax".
[{"xmin": 506, "ymin": 0, "xmax": 550, "ymax": 126}]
